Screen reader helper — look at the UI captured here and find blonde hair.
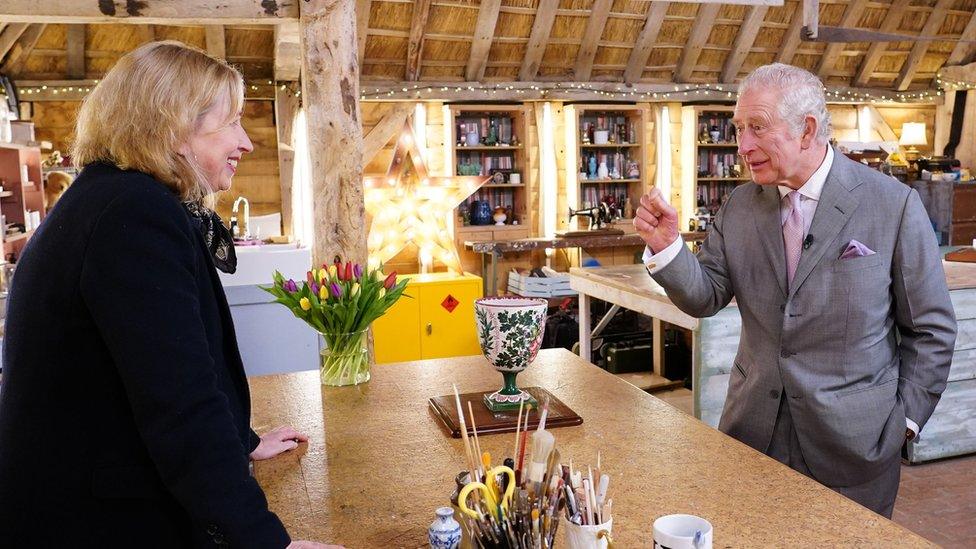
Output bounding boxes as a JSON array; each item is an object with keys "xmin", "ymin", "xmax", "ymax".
[{"xmin": 71, "ymin": 40, "xmax": 244, "ymax": 204}]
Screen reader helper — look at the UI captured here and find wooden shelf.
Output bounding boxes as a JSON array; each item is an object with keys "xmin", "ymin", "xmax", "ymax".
[
  {"xmin": 480, "ymin": 183, "xmax": 525, "ymax": 188},
  {"xmin": 0, "ymin": 191, "xmax": 12, "ymax": 198},
  {"xmin": 580, "ymin": 143, "xmax": 640, "ymax": 149},
  {"xmin": 454, "ymin": 145, "xmax": 523, "ymax": 151},
  {"xmin": 581, "ymin": 178, "xmax": 642, "ymax": 184},
  {"xmin": 697, "ymin": 142, "xmax": 740, "ymax": 148},
  {"xmin": 697, "ymin": 177, "xmax": 750, "ymax": 182},
  {"xmin": 4, "ymin": 229, "xmax": 33, "ymax": 243}
]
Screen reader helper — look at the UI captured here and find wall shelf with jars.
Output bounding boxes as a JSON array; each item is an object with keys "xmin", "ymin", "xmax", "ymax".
[
  {"xmin": 679, "ymin": 105, "xmax": 751, "ymax": 233},
  {"xmin": 567, "ymin": 104, "xmax": 651, "ymax": 228}
]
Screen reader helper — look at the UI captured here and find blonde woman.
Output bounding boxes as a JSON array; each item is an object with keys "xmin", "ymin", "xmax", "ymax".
[{"xmin": 0, "ymin": 42, "xmax": 340, "ymax": 549}]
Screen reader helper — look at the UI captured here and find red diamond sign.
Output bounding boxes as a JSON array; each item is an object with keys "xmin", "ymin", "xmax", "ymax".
[{"xmin": 441, "ymin": 294, "xmax": 459, "ymax": 313}]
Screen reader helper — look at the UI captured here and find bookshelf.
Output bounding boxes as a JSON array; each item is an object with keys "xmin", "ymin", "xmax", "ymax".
[
  {"xmin": 679, "ymin": 105, "xmax": 750, "ymax": 232},
  {"xmin": 567, "ymin": 105, "xmax": 651, "ymax": 228},
  {"xmin": 0, "ymin": 143, "xmax": 45, "ymax": 261}
]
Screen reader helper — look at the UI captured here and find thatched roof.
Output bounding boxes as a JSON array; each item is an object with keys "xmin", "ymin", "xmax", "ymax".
[{"xmin": 2, "ymin": 0, "xmax": 974, "ymax": 92}]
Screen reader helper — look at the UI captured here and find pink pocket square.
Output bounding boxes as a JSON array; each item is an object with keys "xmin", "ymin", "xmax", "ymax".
[{"xmin": 840, "ymin": 239, "xmax": 875, "ymax": 259}]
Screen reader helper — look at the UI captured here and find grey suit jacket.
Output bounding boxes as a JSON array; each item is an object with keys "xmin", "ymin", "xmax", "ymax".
[{"xmin": 652, "ymin": 150, "xmax": 956, "ymax": 487}]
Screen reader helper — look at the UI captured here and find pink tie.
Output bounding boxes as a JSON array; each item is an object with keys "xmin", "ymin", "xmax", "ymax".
[{"xmin": 783, "ymin": 191, "xmax": 804, "ymax": 288}]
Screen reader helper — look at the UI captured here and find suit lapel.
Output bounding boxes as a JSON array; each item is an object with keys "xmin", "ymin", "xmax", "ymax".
[
  {"xmin": 753, "ymin": 184, "xmax": 788, "ymax": 298},
  {"xmin": 788, "ymin": 153, "xmax": 860, "ymax": 298}
]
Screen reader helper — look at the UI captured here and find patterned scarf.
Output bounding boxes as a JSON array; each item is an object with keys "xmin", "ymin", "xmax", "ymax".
[{"xmin": 182, "ymin": 201, "xmax": 237, "ymax": 274}]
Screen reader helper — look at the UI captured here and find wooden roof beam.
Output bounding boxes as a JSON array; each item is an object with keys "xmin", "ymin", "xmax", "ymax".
[
  {"xmin": 519, "ymin": 0, "xmax": 559, "ymax": 81},
  {"xmin": 720, "ymin": 5, "xmax": 768, "ymax": 83},
  {"xmin": 674, "ymin": 3, "xmax": 720, "ymax": 83},
  {"xmin": 465, "ymin": 0, "xmax": 502, "ymax": 81},
  {"xmin": 275, "ymin": 21, "xmax": 301, "ymax": 81},
  {"xmin": 946, "ymin": 9, "xmax": 976, "ymax": 66},
  {"xmin": 853, "ymin": 0, "xmax": 911, "ymax": 87},
  {"xmin": 205, "ymin": 25, "xmax": 226, "ymax": 60},
  {"xmin": 0, "ymin": 0, "xmax": 298, "ymax": 24},
  {"xmin": 66, "ymin": 24, "xmax": 85, "ymax": 79},
  {"xmin": 574, "ymin": 0, "xmax": 612, "ymax": 81},
  {"xmin": 134, "ymin": 24, "xmax": 155, "ymax": 44},
  {"xmin": 0, "ymin": 23, "xmax": 29, "ymax": 62},
  {"xmin": 895, "ymin": 0, "xmax": 952, "ymax": 91},
  {"xmin": 1, "ymin": 24, "xmax": 46, "ymax": 76},
  {"xmin": 775, "ymin": 2, "xmax": 804, "ymax": 65},
  {"xmin": 624, "ymin": 1, "xmax": 670, "ymax": 84},
  {"xmin": 815, "ymin": 0, "xmax": 869, "ymax": 79},
  {"xmin": 405, "ymin": 0, "xmax": 432, "ymax": 81},
  {"xmin": 357, "ymin": 0, "xmax": 371, "ymax": 64}
]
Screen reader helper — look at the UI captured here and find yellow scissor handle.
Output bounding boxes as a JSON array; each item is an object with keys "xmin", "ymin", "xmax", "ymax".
[
  {"xmin": 486, "ymin": 465, "xmax": 516, "ymax": 512},
  {"xmin": 458, "ymin": 481, "xmax": 494, "ymax": 519}
]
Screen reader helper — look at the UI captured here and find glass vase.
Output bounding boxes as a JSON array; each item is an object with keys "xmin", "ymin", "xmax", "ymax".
[{"xmin": 319, "ymin": 329, "xmax": 370, "ymax": 386}]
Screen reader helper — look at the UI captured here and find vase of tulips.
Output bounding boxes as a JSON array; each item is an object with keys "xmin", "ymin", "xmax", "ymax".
[{"xmin": 264, "ymin": 261, "xmax": 409, "ymax": 386}]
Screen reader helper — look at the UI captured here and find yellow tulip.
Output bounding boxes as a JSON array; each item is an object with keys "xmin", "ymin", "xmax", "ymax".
[
  {"xmin": 328, "ymin": 264, "xmax": 338, "ymax": 278},
  {"xmin": 317, "ymin": 268, "xmax": 326, "ymax": 284},
  {"xmin": 351, "ymin": 282, "xmax": 360, "ymax": 297},
  {"xmin": 319, "ymin": 285, "xmax": 328, "ymax": 300},
  {"xmin": 378, "ymin": 287, "xmax": 386, "ymax": 300},
  {"xmin": 299, "ymin": 297, "xmax": 311, "ymax": 311}
]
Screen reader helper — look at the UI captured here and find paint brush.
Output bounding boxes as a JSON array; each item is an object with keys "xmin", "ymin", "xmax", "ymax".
[{"xmin": 452, "ymin": 384, "xmax": 476, "ymax": 477}]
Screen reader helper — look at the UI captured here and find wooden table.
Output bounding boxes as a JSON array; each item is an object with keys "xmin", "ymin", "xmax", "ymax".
[
  {"xmin": 571, "ymin": 261, "xmax": 976, "ymax": 463},
  {"xmin": 250, "ymin": 348, "xmax": 931, "ymax": 547}
]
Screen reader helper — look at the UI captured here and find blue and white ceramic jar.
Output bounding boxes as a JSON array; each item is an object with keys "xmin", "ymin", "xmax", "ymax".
[{"xmin": 428, "ymin": 507, "xmax": 461, "ymax": 549}]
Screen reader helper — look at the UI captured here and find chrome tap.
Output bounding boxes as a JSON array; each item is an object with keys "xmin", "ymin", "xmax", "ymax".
[{"xmin": 231, "ymin": 196, "xmax": 250, "ymax": 239}]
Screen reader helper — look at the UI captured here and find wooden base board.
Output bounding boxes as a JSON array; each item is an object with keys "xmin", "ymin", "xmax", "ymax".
[{"xmin": 429, "ymin": 386, "xmax": 582, "ymax": 438}]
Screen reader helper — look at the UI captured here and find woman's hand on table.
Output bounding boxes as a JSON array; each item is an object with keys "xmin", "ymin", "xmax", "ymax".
[
  {"xmin": 287, "ymin": 541, "xmax": 344, "ymax": 549},
  {"xmin": 250, "ymin": 425, "xmax": 309, "ymax": 461}
]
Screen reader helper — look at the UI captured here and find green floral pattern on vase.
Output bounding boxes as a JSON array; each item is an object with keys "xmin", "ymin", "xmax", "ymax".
[{"xmin": 474, "ymin": 297, "xmax": 548, "ymax": 411}]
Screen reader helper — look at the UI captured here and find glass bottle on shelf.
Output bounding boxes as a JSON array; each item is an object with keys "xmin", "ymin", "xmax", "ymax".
[{"xmin": 486, "ymin": 122, "xmax": 498, "ymax": 146}]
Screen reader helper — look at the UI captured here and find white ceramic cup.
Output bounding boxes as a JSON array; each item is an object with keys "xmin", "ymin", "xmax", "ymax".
[
  {"xmin": 509, "ymin": 172, "xmax": 521, "ymax": 185},
  {"xmin": 652, "ymin": 514, "xmax": 713, "ymax": 549},
  {"xmin": 594, "ymin": 130, "xmax": 609, "ymax": 145},
  {"xmin": 564, "ymin": 516, "xmax": 613, "ymax": 549}
]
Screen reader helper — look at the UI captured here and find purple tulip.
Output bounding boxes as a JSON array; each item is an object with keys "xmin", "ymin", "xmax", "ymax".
[
  {"xmin": 353, "ymin": 264, "xmax": 363, "ymax": 279},
  {"xmin": 330, "ymin": 282, "xmax": 342, "ymax": 298},
  {"xmin": 285, "ymin": 279, "xmax": 298, "ymax": 292},
  {"xmin": 311, "ymin": 282, "xmax": 320, "ymax": 296}
]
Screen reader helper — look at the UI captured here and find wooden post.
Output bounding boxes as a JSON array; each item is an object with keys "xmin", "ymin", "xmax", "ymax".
[
  {"xmin": 275, "ymin": 85, "xmax": 299, "ymax": 237},
  {"xmin": 300, "ymin": 0, "xmax": 366, "ymax": 266}
]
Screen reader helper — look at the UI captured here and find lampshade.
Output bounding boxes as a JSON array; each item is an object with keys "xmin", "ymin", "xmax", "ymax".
[{"xmin": 899, "ymin": 122, "xmax": 927, "ymax": 147}]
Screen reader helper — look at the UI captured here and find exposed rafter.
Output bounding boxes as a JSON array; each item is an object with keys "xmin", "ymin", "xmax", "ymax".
[
  {"xmin": 205, "ymin": 25, "xmax": 226, "ymax": 60},
  {"xmin": 946, "ymin": 10, "xmax": 976, "ymax": 67},
  {"xmin": 674, "ymin": 4, "xmax": 720, "ymax": 83},
  {"xmin": 720, "ymin": 5, "xmax": 768, "ymax": 83},
  {"xmin": 815, "ymin": 0, "xmax": 869, "ymax": 78},
  {"xmin": 519, "ymin": 0, "xmax": 559, "ymax": 81},
  {"xmin": 895, "ymin": 0, "xmax": 952, "ymax": 91},
  {"xmin": 0, "ymin": 0, "xmax": 298, "ymax": 24},
  {"xmin": 134, "ymin": 24, "xmax": 155, "ymax": 44},
  {"xmin": 357, "ymin": 0, "xmax": 372, "ymax": 64},
  {"xmin": 574, "ymin": 0, "xmax": 612, "ymax": 81},
  {"xmin": 775, "ymin": 3, "xmax": 804, "ymax": 65},
  {"xmin": 624, "ymin": 1, "xmax": 669, "ymax": 84},
  {"xmin": 66, "ymin": 24, "xmax": 85, "ymax": 79},
  {"xmin": 405, "ymin": 0, "xmax": 432, "ymax": 81},
  {"xmin": 275, "ymin": 22, "xmax": 301, "ymax": 81},
  {"xmin": 465, "ymin": 0, "xmax": 502, "ymax": 81},
  {"xmin": 853, "ymin": 0, "xmax": 911, "ymax": 87},
  {"xmin": 0, "ymin": 23, "xmax": 29, "ymax": 62},
  {"xmin": 1, "ymin": 24, "xmax": 46, "ymax": 76}
]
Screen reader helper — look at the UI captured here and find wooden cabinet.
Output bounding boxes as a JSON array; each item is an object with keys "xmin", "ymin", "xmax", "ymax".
[
  {"xmin": 0, "ymin": 143, "xmax": 45, "ymax": 261},
  {"xmin": 679, "ymin": 105, "xmax": 751, "ymax": 232},
  {"xmin": 566, "ymin": 104, "xmax": 651, "ymax": 224},
  {"xmin": 372, "ymin": 272, "xmax": 483, "ymax": 364}
]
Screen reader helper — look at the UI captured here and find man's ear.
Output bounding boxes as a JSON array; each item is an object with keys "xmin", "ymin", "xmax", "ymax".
[{"xmin": 800, "ymin": 115, "xmax": 818, "ymax": 149}]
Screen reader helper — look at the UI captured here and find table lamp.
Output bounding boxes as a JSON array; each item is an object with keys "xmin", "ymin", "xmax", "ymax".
[{"xmin": 899, "ymin": 122, "xmax": 927, "ymax": 155}]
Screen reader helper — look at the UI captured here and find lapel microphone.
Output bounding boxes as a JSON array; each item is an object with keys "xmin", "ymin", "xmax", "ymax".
[{"xmin": 803, "ymin": 234, "xmax": 814, "ymax": 250}]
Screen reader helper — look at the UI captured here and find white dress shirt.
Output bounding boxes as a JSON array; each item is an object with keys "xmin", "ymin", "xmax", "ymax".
[{"xmin": 641, "ymin": 146, "xmax": 919, "ymax": 437}]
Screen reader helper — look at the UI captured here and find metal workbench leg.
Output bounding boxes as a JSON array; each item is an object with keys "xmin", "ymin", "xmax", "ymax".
[
  {"xmin": 578, "ymin": 293, "xmax": 591, "ymax": 363},
  {"xmin": 490, "ymin": 251, "xmax": 499, "ymax": 296},
  {"xmin": 481, "ymin": 253, "xmax": 488, "ymax": 296}
]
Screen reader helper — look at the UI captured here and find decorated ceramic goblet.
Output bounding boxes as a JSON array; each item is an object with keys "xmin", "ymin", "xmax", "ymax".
[{"xmin": 474, "ymin": 297, "xmax": 548, "ymax": 412}]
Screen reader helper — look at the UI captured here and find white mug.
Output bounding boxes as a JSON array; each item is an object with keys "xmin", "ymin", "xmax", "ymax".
[
  {"xmin": 509, "ymin": 172, "xmax": 521, "ymax": 185},
  {"xmin": 652, "ymin": 514, "xmax": 712, "ymax": 549},
  {"xmin": 564, "ymin": 516, "xmax": 613, "ymax": 549}
]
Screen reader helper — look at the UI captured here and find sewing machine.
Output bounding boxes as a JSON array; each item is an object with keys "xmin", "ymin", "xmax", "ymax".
[{"xmin": 560, "ymin": 203, "xmax": 624, "ymax": 237}]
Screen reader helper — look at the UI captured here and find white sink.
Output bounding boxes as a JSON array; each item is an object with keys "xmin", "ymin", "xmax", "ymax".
[{"xmin": 217, "ymin": 243, "xmax": 312, "ymax": 287}]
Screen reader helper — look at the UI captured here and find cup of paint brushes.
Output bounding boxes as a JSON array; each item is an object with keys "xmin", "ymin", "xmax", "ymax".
[{"xmin": 564, "ymin": 516, "xmax": 614, "ymax": 549}]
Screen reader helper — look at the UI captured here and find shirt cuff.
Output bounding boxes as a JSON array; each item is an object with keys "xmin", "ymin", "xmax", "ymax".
[
  {"xmin": 906, "ymin": 418, "xmax": 920, "ymax": 440},
  {"xmin": 642, "ymin": 237, "xmax": 684, "ymax": 275}
]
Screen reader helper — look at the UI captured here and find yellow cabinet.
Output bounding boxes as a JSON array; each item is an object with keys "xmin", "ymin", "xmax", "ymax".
[{"xmin": 372, "ymin": 272, "xmax": 483, "ymax": 364}]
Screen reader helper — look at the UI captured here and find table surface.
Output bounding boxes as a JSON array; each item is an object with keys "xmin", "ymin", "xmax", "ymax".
[
  {"xmin": 251, "ymin": 348, "xmax": 931, "ymax": 547},
  {"xmin": 464, "ymin": 232, "xmax": 705, "ymax": 254}
]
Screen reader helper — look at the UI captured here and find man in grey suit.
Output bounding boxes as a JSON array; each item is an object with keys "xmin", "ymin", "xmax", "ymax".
[{"xmin": 635, "ymin": 63, "xmax": 956, "ymax": 518}]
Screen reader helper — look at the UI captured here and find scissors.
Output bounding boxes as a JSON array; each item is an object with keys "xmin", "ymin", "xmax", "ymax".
[{"xmin": 458, "ymin": 465, "xmax": 516, "ymax": 519}]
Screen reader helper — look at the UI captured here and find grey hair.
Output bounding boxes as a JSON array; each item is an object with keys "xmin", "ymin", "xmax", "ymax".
[{"xmin": 738, "ymin": 63, "xmax": 832, "ymax": 144}]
